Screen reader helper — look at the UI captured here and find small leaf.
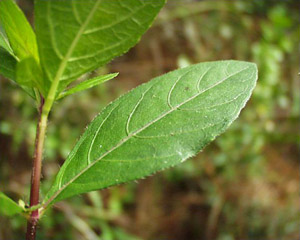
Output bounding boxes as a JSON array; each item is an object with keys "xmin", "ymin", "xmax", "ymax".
[
  {"xmin": 35, "ymin": 0, "xmax": 166, "ymax": 94},
  {"xmin": 16, "ymin": 57, "xmax": 47, "ymax": 96},
  {"xmin": 57, "ymin": 72, "xmax": 119, "ymax": 100},
  {"xmin": 0, "ymin": 0, "xmax": 39, "ymax": 61},
  {"xmin": 43, "ymin": 60, "xmax": 257, "ymax": 207},
  {"xmin": 0, "ymin": 192, "xmax": 23, "ymax": 217}
]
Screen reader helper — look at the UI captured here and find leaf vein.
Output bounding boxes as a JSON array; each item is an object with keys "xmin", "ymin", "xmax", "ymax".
[
  {"xmin": 47, "ymin": 1, "xmax": 64, "ymax": 61},
  {"xmin": 83, "ymin": 4, "xmax": 147, "ymax": 35},
  {"xmin": 135, "ymin": 118, "xmax": 224, "ymax": 139},
  {"xmin": 167, "ymin": 69, "xmax": 194, "ymax": 109},
  {"xmin": 126, "ymin": 86, "xmax": 152, "ymax": 135},
  {"xmin": 71, "ymin": 1, "xmax": 83, "ymax": 25},
  {"xmin": 87, "ymin": 102, "xmax": 120, "ymax": 165},
  {"xmin": 197, "ymin": 67, "xmax": 211, "ymax": 92},
  {"xmin": 67, "ymin": 38, "xmax": 128, "ymax": 63}
]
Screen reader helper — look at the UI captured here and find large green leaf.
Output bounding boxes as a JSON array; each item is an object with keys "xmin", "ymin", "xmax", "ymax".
[
  {"xmin": 43, "ymin": 60, "xmax": 257, "ymax": 207},
  {"xmin": 0, "ymin": 0, "xmax": 38, "ymax": 61},
  {"xmin": 35, "ymin": 0, "xmax": 165, "ymax": 94},
  {"xmin": 0, "ymin": 192, "xmax": 23, "ymax": 217},
  {"xmin": 57, "ymin": 72, "xmax": 118, "ymax": 100}
]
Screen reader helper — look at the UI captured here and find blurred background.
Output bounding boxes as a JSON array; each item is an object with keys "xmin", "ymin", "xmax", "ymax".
[{"xmin": 0, "ymin": 0, "xmax": 299, "ymax": 239}]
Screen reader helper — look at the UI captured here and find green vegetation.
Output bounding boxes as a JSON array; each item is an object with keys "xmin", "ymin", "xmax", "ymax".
[{"xmin": 0, "ymin": 0, "xmax": 298, "ymax": 239}]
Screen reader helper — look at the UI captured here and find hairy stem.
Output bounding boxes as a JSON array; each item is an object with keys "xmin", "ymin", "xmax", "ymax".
[{"xmin": 26, "ymin": 98, "xmax": 48, "ymax": 240}]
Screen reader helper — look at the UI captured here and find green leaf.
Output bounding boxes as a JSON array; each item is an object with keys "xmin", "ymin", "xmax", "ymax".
[
  {"xmin": 16, "ymin": 57, "xmax": 47, "ymax": 96},
  {"xmin": 35, "ymin": 0, "xmax": 165, "ymax": 94},
  {"xmin": 57, "ymin": 72, "xmax": 119, "ymax": 100},
  {"xmin": 43, "ymin": 60, "xmax": 257, "ymax": 207},
  {"xmin": 0, "ymin": 192, "xmax": 23, "ymax": 217},
  {"xmin": 0, "ymin": 0, "xmax": 39, "ymax": 61},
  {"xmin": 0, "ymin": 47, "xmax": 16, "ymax": 80},
  {"xmin": 0, "ymin": 0, "xmax": 43, "ymax": 98},
  {"xmin": 0, "ymin": 26, "xmax": 13, "ymax": 55},
  {"xmin": 0, "ymin": 19, "xmax": 16, "ymax": 80},
  {"xmin": 0, "ymin": 48, "xmax": 35, "ymax": 97}
]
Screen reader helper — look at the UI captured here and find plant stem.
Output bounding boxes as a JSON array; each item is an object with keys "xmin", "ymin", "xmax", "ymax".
[
  {"xmin": 26, "ymin": 98, "xmax": 48, "ymax": 240},
  {"xmin": 25, "ymin": 47, "xmax": 60, "ymax": 238}
]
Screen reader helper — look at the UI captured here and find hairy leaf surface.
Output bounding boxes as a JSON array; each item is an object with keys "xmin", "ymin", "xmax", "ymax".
[
  {"xmin": 44, "ymin": 60, "xmax": 257, "ymax": 206},
  {"xmin": 35, "ymin": 0, "xmax": 165, "ymax": 94},
  {"xmin": 57, "ymin": 73, "xmax": 118, "ymax": 100},
  {"xmin": 0, "ymin": 192, "xmax": 23, "ymax": 217}
]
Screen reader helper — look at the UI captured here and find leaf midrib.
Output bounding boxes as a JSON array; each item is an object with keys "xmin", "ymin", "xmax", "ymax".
[
  {"xmin": 44, "ymin": 0, "xmax": 102, "ymax": 104},
  {"xmin": 43, "ymin": 66, "xmax": 249, "ymax": 208}
]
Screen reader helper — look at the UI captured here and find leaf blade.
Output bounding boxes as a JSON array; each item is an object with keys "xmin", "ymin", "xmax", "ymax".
[
  {"xmin": 0, "ymin": 28, "xmax": 14, "ymax": 55},
  {"xmin": 57, "ymin": 72, "xmax": 118, "ymax": 100},
  {"xmin": 0, "ymin": 0, "xmax": 46, "ymax": 97},
  {"xmin": 16, "ymin": 57, "xmax": 47, "ymax": 96},
  {"xmin": 0, "ymin": 192, "xmax": 23, "ymax": 217},
  {"xmin": 0, "ymin": 0, "xmax": 39, "ymax": 61},
  {"xmin": 0, "ymin": 47, "xmax": 16, "ymax": 80},
  {"xmin": 44, "ymin": 60, "xmax": 257, "ymax": 206},
  {"xmin": 35, "ymin": 0, "xmax": 165, "ymax": 94},
  {"xmin": 0, "ymin": 47, "xmax": 36, "ymax": 97}
]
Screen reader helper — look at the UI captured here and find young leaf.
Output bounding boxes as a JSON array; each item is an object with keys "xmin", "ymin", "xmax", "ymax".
[
  {"xmin": 0, "ymin": 192, "xmax": 23, "ymax": 217},
  {"xmin": 57, "ymin": 72, "xmax": 119, "ymax": 100},
  {"xmin": 43, "ymin": 60, "xmax": 257, "ymax": 207},
  {"xmin": 0, "ymin": 0, "xmax": 39, "ymax": 61},
  {"xmin": 35, "ymin": 0, "xmax": 166, "ymax": 94},
  {"xmin": 16, "ymin": 57, "xmax": 47, "ymax": 96}
]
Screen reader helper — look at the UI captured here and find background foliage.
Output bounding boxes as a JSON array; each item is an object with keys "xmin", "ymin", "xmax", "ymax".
[{"xmin": 0, "ymin": 0, "xmax": 299, "ymax": 239}]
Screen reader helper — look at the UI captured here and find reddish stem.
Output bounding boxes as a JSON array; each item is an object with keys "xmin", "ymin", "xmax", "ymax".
[{"xmin": 26, "ymin": 98, "xmax": 47, "ymax": 240}]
